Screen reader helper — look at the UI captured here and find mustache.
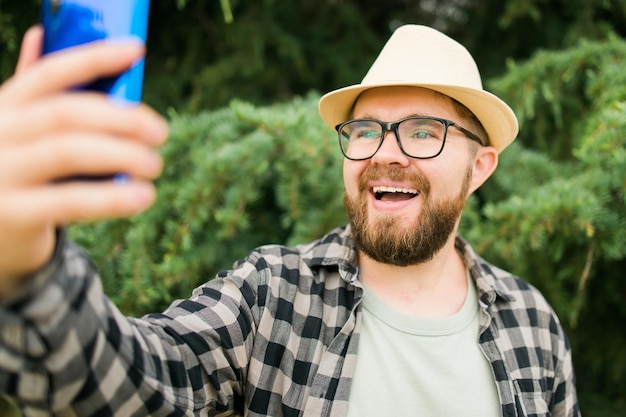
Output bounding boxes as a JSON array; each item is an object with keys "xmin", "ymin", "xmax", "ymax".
[{"xmin": 357, "ymin": 165, "xmax": 431, "ymax": 196}]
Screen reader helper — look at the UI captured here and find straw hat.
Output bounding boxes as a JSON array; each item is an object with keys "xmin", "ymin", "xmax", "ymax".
[{"xmin": 318, "ymin": 25, "xmax": 518, "ymax": 153}]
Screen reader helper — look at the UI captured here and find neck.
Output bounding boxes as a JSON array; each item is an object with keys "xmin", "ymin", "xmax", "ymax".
[{"xmin": 357, "ymin": 234, "xmax": 468, "ymax": 318}]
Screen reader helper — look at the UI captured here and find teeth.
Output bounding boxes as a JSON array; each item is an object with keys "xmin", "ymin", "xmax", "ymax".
[{"xmin": 373, "ymin": 186, "xmax": 418, "ymax": 195}]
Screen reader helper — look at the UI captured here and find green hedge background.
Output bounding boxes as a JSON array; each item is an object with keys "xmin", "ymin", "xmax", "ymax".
[{"xmin": 1, "ymin": 1, "xmax": 625, "ymax": 415}]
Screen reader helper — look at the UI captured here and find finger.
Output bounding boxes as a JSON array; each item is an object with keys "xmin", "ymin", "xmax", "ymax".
[
  {"xmin": 0, "ymin": 40, "xmax": 145, "ymax": 106},
  {"xmin": 0, "ymin": 134, "xmax": 163, "ymax": 186},
  {"xmin": 2, "ymin": 180, "xmax": 157, "ymax": 227},
  {"xmin": 0, "ymin": 93, "xmax": 168, "ymax": 147},
  {"xmin": 15, "ymin": 25, "xmax": 44, "ymax": 74}
]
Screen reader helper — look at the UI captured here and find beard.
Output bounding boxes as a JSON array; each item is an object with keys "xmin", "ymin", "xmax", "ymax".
[{"xmin": 345, "ymin": 165, "xmax": 472, "ymax": 266}]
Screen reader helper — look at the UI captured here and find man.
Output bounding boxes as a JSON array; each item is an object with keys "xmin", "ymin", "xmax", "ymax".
[{"xmin": 0, "ymin": 24, "xmax": 579, "ymax": 416}]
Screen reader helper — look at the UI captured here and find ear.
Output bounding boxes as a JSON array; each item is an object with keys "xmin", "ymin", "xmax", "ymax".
[{"xmin": 468, "ymin": 146, "xmax": 498, "ymax": 194}]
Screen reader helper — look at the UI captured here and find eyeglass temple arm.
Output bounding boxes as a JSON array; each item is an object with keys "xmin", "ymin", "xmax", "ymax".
[{"xmin": 452, "ymin": 124, "xmax": 484, "ymax": 146}]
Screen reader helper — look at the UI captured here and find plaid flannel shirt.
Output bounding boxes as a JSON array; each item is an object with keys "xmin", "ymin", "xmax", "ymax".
[{"xmin": 0, "ymin": 226, "xmax": 580, "ymax": 417}]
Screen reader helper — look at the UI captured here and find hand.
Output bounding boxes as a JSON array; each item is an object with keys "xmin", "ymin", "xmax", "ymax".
[{"xmin": 0, "ymin": 26, "xmax": 169, "ymax": 296}]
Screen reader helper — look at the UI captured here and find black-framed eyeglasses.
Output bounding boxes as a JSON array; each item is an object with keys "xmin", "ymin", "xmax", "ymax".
[{"xmin": 335, "ymin": 116, "xmax": 483, "ymax": 160}]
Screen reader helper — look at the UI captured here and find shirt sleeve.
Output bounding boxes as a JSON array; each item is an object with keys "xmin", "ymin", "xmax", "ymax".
[
  {"xmin": 550, "ymin": 328, "xmax": 581, "ymax": 417},
  {"xmin": 0, "ymin": 231, "xmax": 260, "ymax": 416}
]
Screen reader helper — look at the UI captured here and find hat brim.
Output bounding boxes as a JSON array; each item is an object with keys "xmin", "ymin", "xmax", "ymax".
[{"xmin": 318, "ymin": 82, "xmax": 518, "ymax": 153}]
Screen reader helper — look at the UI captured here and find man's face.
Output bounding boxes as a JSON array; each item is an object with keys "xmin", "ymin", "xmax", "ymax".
[{"xmin": 343, "ymin": 86, "xmax": 479, "ymax": 266}]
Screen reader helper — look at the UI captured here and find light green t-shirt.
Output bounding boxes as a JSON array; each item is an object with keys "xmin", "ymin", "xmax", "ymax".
[{"xmin": 345, "ymin": 273, "xmax": 500, "ymax": 417}]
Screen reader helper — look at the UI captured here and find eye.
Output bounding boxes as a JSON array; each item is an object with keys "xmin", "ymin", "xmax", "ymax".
[
  {"xmin": 407, "ymin": 128, "xmax": 433, "ymax": 139},
  {"xmin": 401, "ymin": 119, "xmax": 445, "ymax": 141},
  {"xmin": 357, "ymin": 129, "xmax": 380, "ymax": 140},
  {"xmin": 346, "ymin": 122, "xmax": 381, "ymax": 141}
]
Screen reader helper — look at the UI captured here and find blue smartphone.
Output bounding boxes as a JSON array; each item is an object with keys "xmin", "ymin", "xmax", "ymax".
[
  {"xmin": 41, "ymin": 0, "xmax": 150, "ymax": 103},
  {"xmin": 41, "ymin": 0, "xmax": 150, "ymax": 182}
]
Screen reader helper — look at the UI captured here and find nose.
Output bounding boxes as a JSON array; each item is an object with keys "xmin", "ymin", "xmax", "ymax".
[{"xmin": 370, "ymin": 129, "xmax": 411, "ymax": 166}]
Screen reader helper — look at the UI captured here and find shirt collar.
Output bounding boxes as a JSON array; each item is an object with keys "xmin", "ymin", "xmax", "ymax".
[
  {"xmin": 455, "ymin": 235, "xmax": 516, "ymax": 306},
  {"xmin": 299, "ymin": 225, "xmax": 360, "ymax": 284},
  {"xmin": 307, "ymin": 226, "xmax": 516, "ymax": 306}
]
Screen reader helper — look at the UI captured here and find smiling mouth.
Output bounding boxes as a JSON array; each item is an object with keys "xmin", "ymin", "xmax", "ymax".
[{"xmin": 372, "ymin": 185, "xmax": 419, "ymax": 201}]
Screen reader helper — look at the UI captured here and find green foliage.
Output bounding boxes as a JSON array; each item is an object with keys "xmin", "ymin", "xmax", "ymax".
[
  {"xmin": 490, "ymin": 35, "xmax": 626, "ymax": 159},
  {"xmin": 462, "ymin": 0, "xmax": 626, "ymax": 78},
  {"xmin": 0, "ymin": 397, "xmax": 19, "ymax": 417},
  {"xmin": 69, "ymin": 93, "xmax": 346, "ymax": 314},
  {"xmin": 4, "ymin": 0, "xmax": 625, "ymax": 114},
  {"xmin": 140, "ymin": 0, "xmax": 626, "ymax": 113},
  {"xmin": 0, "ymin": 0, "xmax": 39, "ymax": 78}
]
